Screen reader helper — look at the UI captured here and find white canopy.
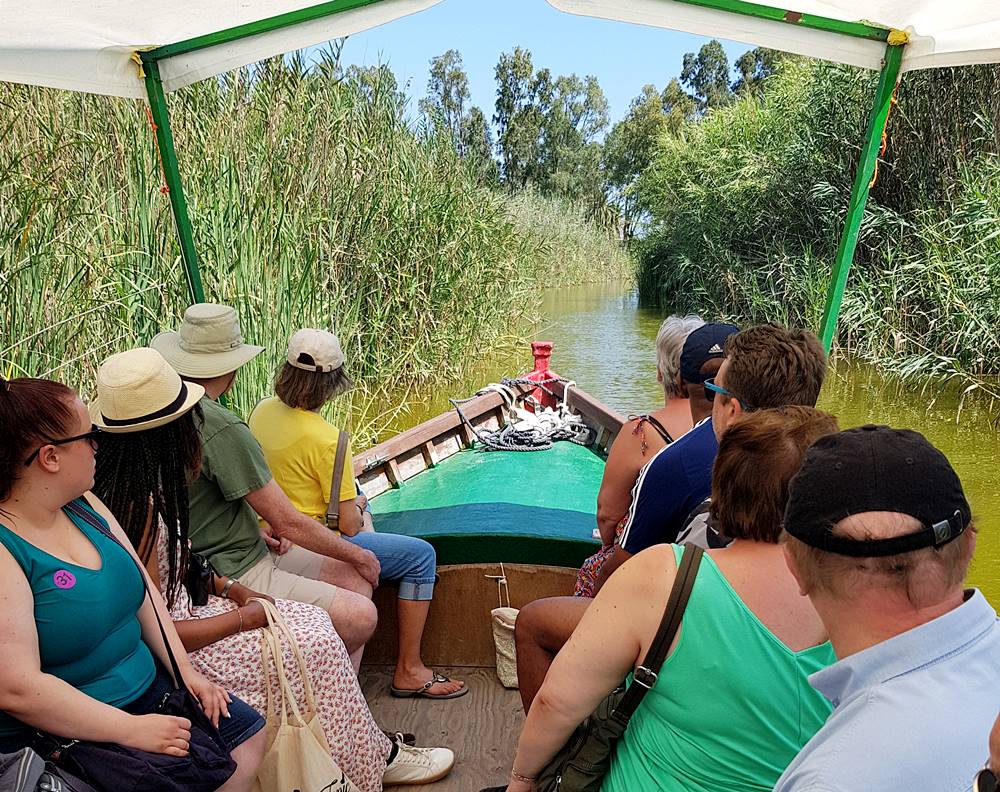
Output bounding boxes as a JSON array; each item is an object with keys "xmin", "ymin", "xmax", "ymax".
[
  {"xmin": 0, "ymin": 0, "xmax": 442, "ymax": 99},
  {"xmin": 0, "ymin": 0, "xmax": 998, "ymax": 100},
  {"xmin": 547, "ymin": 0, "xmax": 1000, "ymax": 73}
]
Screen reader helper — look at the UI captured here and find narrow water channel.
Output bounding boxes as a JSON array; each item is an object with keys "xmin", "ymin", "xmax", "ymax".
[
  {"xmin": 365, "ymin": 282, "xmax": 1000, "ymax": 605},
  {"xmin": 534, "ymin": 284, "xmax": 1000, "ymax": 604}
]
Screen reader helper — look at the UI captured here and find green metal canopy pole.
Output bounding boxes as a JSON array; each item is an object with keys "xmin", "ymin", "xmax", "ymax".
[
  {"xmin": 142, "ymin": 59, "xmax": 206, "ymax": 304},
  {"xmin": 818, "ymin": 37, "xmax": 906, "ymax": 352}
]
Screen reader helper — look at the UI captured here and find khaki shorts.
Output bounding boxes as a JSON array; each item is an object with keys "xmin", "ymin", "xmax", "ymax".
[{"xmin": 235, "ymin": 545, "xmax": 337, "ymax": 611}]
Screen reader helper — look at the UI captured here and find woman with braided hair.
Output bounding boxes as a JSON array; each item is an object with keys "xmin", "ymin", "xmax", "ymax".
[{"xmin": 92, "ymin": 347, "xmax": 454, "ymax": 790}]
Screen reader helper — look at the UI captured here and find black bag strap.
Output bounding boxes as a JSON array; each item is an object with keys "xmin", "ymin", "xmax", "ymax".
[
  {"xmin": 64, "ymin": 499, "xmax": 187, "ymax": 689},
  {"xmin": 325, "ymin": 430, "xmax": 350, "ymax": 530},
  {"xmin": 610, "ymin": 543, "xmax": 703, "ymax": 727},
  {"xmin": 638, "ymin": 414, "xmax": 673, "ymax": 444}
]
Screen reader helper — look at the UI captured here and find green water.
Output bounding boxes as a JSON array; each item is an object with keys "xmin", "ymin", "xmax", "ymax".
[
  {"xmin": 532, "ymin": 284, "xmax": 1000, "ymax": 605},
  {"xmin": 362, "ymin": 281, "xmax": 999, "ymax": 604}
]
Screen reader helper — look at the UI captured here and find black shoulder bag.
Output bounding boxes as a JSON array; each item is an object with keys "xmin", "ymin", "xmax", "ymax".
[
  {"xmin": 535, "ymin": 543, "xmax": 704, "ymax": 792},
  {"xmin": 35, "ymin": 499, "xmax": 238, "ymax": 792},
  {"xmin": 185, "ymin": 550, "xmax": 217, "ymax": 607}
]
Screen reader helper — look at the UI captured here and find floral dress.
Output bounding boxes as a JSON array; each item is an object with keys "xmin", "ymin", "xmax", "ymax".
[{"xmin": 157, "ymin": 527, "xmax": 391, "ymax": 792}]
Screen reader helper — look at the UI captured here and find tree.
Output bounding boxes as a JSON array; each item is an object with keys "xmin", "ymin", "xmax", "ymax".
[
  {"xmin": 680, "ymin": 39, "xmax": 732, "ymax": 112},
  {"xmin": 493, "ymin": 47, "xmax": 610, "ymax": 201},
  {"xmin": 603, "ymin": 84, "xmax": 686, "ymax": 240},
  {"xmin": 493, "ymin": 47, "xmax": 543, "ymax": 188},
  {"xmin": 661, "ymin": 78, "xmax": 697, "ymax": 133},
  {"xmin": 419, "ymin": 49, "xmax": 470, "ymax": 149},
  {"xmin": 733, "ymin": 48, "xmax": 786, "ymax": 94},
  {"xmin": 536, "ymin": 73, "xmax": 609, "ymax": 196},
  {"xmin": 343, "ymin": 64, "xmax": 406, "ymax": 113},
  {"xmin": 458, "ymin": 106, "xmax": 499, "ymax": 185}
]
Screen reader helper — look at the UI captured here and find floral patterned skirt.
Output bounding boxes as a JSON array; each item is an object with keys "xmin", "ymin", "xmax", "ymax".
[
  {"xmin": 184, "ymin": 596, "xmax": 391, "ymax": 792},
  {"xmin": 574, "ymin": 518, "xmax": 626, "ymax": 598}
]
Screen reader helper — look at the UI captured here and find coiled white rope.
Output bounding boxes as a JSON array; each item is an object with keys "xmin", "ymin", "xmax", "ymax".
[{"xmin": 450, "ymin": 377, "xmax": 595, "ymax": 452}]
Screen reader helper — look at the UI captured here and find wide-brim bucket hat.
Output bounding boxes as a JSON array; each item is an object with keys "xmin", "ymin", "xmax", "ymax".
[
  {"xmin": 92, "ymin": 347, "xmax": 205, "ymax": 433},
  {"xmin": 150, "ymin": 303, "xmax": 264, "ymax": 378}
]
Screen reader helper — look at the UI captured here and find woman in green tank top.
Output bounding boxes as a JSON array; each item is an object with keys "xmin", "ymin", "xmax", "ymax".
[{"xmin": 498, "ymin": 407, "xmax": 839, "ymax": 792}]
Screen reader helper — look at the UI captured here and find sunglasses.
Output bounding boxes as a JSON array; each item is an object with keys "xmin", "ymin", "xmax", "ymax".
[
  {"xmin": 703, "ymin": 377, "xmax": 751, "ymax": 409},
  {"xmin": 24, "ymin": 424, "xmax": 102, "ymax": 467},
  {"xmin": 975, "ymin": 768, "xmax": 998, "ymax": 792}
]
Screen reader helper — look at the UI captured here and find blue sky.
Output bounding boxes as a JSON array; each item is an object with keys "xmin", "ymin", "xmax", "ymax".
[{"xmin": 338, "ymin": 0, "xmax": 750, "ymax": 128}]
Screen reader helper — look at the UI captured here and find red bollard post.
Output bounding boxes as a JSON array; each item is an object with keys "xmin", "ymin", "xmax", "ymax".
[{"xmin": 524, "ymin": 341, "xmax": 558, "ymax": 412}]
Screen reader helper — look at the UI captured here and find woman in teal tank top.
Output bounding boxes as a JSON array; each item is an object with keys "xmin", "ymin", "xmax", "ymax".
[
  {"xmin": 0, "ymin": 375, "xmax": 261, "ymax": 780},
  {"xmin": 0, "ymin": 498, "xmax": 156, "ymax": 748},
  {"xmin": 497, "ymin": 408, "xmax": 839, "ymax": 792}
]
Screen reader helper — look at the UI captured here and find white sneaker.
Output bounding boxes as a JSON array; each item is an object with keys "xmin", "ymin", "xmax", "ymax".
[{"xmin": 383, "ymin": 743, "xmax": 455, "ymax": 786}]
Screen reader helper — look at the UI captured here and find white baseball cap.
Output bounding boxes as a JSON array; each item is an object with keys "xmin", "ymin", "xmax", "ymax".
[{"xmin": 286, "ymin": 329, "xmax": 345, "ymax": 373}]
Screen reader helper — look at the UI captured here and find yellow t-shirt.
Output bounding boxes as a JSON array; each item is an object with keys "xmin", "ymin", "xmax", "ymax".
[{"xmin": 247, "ymin": 396, "xmax": 356, "ymax": 522}]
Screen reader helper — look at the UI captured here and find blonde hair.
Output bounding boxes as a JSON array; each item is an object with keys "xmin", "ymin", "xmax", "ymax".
[{"xmin": 656, "ymin": 314, "xmax": 704, "ymax": 397}]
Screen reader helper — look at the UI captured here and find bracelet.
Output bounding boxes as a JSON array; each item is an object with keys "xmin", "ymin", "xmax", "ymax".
[
  {"xmin": 236, "ymin": 607, "xmax": 244, "ymax": 633},
  {"xmin": 220, "ymin": 577, "xmax": 236, "ymax": 599},
  {"xmin": 510, "ymin": 769, "xmax": 536, "ymax": 784}
]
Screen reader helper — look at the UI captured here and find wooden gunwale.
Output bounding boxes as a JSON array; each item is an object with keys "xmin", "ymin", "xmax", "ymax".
[{"xmin": 354, "ymin": 380, "xmax": 624, "ymax": 499}]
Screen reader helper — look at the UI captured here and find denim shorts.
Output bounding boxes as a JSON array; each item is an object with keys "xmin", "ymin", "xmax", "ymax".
[
  {"xmin": 124, "ymin": 665, "xmax": 265, "ymax": 751},
  {"xmin": 344, "ymin": 531, "xmax": 437, "ymax": 601}
]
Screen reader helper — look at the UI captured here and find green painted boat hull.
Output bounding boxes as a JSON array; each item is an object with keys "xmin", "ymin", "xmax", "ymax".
[{"xmin": 369, "ymin": 441, "xmax": 604, "ymax": 567}]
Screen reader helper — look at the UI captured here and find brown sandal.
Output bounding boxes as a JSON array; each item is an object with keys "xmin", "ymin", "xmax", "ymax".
[{"xmin": 389, "ymin": 673, "xmax": 468, "ymax": 700}]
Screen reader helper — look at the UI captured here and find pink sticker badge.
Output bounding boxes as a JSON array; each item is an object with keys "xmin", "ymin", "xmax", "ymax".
[{"xmin": 53, "ymin": 570, "xmax": 77, "ymax": 590}]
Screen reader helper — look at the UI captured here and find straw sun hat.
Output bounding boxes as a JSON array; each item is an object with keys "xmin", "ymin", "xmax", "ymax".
[
  {"xmin": 92, "ymin": 348, "xmax": 205, "ymax": 433},
  {"xmin": 150, "ymin": 303, "xmax": 264, "ymax": 379}
]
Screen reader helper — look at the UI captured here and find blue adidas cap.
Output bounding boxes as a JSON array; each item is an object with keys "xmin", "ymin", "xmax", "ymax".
[{"xmin": 679, "ymin": 323, "xmax": 739, "ymax": 384}]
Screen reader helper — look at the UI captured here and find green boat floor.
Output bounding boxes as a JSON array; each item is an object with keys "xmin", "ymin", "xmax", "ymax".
[{"xmin": 369, "ymin": 442, "xmax": 604, "ymax": 567}]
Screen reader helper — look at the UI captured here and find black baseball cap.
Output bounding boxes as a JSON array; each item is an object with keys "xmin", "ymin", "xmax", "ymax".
[
  {"xmin": 784, "ymin": 425, "xmax": 971, "ymax": 557},
  {"xmin": 679, "ymin": 323, "xmax": 739, "ymax": 384}
]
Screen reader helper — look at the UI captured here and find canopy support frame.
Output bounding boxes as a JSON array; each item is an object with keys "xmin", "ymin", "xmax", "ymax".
[
  {"xmin": 143, "ymin": 59, "xmax": 206, "ymax": 304},
  {"xmin": 671, "ymin": 0, "xmax": 888, "ymax": 42},
  {"xmin": 142, "ymin": 0, "xmax": 382, "ymax": 63},
  {"xmin": 818, "ymin": 39, "xmax": 905, "ymax": 352},
  {"xmin": 134, "ymin": 0, "xmax": 907, "ymax": 323}
]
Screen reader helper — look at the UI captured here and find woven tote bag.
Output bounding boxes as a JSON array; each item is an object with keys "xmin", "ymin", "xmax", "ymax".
[{"xmin": 489, "ymin": 565, "xmax": 519, "ymax": 688}]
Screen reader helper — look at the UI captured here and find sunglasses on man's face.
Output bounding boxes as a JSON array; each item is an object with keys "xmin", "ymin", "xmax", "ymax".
[
  {"xmin": 975, "ymin": 767, "xmax": 999, "ymax": 792},
  {"xmin": 704, "ymin": 377, "xmax": 747, "ymax": 405},
  {"xmin": 24, "ymin": 424, "xmax": 102, "ymax": 467}
]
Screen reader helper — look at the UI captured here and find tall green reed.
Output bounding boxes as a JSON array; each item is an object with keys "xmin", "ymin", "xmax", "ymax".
[
  {"xmin": 1, "ymin": 56, "xmax": 627, "ymax": 440},
  {"xmin": 635, "ymin": 59, "xmax": 1000, "ymax": 409}
]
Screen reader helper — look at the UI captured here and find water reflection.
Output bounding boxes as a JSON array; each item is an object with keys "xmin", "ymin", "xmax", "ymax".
[
  {"xmin": 534, "ymin": 284, "xmax": 1000, "ymax": 603},
  {"xmin": 356, "ymin": 282, "xmax": 999, "ymax": 603},
  {"xmin": 536, "ymin": 286, "xmax": 666, "ymax": 413}
]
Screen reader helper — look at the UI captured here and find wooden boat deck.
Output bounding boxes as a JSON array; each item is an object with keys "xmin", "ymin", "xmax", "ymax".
[{"xmin": 361, "ymin": 665, "xmax": 522, "ymax": 792}]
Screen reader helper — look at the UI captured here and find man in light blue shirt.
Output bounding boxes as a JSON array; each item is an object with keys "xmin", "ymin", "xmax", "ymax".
[{"xmin": 777, "ymin": 425, "xmax": 1000, "ymax": 792}]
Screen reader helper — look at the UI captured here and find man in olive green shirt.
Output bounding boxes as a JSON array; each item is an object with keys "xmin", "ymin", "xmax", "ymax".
[
  {"xmin": 186, "ymin": 395, "xmax": 271, "ymax": 579},
  {"xmin": 152, "ymin": 304, "xmax": 380, "ymax": 670}
]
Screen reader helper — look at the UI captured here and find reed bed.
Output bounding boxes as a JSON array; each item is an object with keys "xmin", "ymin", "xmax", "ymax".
[
  {"xmin": 506, "ymin": 189, "xmax": 634, "ymax": 286},
  {"xmin": 636, "ymin": 59, "xmax": 1000, "ymax": 406},
  {"xmin": 1, "ymin": 56, "xmax": 626, "ymax": 438}
]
